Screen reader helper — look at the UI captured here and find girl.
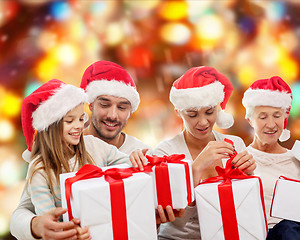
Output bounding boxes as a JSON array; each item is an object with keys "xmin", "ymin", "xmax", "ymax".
[{"xmin": 22, "ymin": 79, "xmax": 133, "ymax": 239}]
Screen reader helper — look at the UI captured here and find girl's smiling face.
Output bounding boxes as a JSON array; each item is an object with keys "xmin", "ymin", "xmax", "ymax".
[{"xmin": 62, "ymin": 103, "xmax": 85, "ymax": 148}]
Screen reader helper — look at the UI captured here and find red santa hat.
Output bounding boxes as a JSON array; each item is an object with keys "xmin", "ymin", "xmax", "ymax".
[
  {"xmin": 242, "ymin": 76, "xmax": 293, "ymax": 142},
  {"xmin": 21, "ymin": 79, "xmax": 87, "ymax": 152},
  {"xmin": 80, "ymin": 60, "xmax": 140, "ymax": 112},
  {"xmin": 169, "ymin": 66, "xmax": 234, "ymax": 129}
]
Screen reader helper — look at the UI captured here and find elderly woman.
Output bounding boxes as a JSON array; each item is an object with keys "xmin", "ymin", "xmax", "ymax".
[
  {"xmin": 147, "ymin": 66, "xmax": 256, "ymax": 239},
  {"xmin": 242, "ymin": 76, "xmax": 300, "ymax": 240}
]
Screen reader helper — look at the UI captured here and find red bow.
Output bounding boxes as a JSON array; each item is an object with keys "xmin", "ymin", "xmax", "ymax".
[{"xmin": 65, "ymin": 164, "xmax": 132, "ymax": 220}]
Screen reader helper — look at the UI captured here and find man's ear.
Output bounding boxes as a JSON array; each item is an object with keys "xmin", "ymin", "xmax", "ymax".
[
  {"xmin": 89, "ymin": 103, "xmax": 93, "ymax": 111},
  {"xmin": 175, "ymin": 109, "xmax": 180, "ymax": 117}
]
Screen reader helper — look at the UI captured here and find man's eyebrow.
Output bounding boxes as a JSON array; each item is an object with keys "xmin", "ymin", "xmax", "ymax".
[{"xmin": 97, "ymin": 97, "xmax": 109, "ymax": 101}]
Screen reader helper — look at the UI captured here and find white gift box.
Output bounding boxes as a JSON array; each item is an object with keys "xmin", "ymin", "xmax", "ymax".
[
  {"xmin": 195, "ymin": 178, "xmax": 267, "ymax": 240},
  {"xmin": 291, "ymin": 140, "xmax": 300, "ymax": 161},
  {"xmin": 147, "ymin": 157, "xmax": 194, "ymax": 209},
  {"xmin": 271, "ymin": 177, "xmax": 300, "ymax": 222},
  {"xmin": 60, "ymin": 165, "xmax": 157, "ymax": 240}
]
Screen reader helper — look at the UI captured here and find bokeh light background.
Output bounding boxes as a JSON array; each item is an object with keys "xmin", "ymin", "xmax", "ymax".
[{"xmin": 1, "ymin": 0, "xmax": 300, "ymax": 239}]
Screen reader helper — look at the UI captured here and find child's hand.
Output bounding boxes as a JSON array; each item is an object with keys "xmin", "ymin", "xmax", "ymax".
[
  {"xmin": 76, "ymin": 226, "xmax": 91, "ymax": 240},
  {"xmin": 129, "ymin": 148, "xmax": 148, "ymax": 171},
  {"xmin": 71, "ymin": 218, "xmax": 91, "ymax": 240}
]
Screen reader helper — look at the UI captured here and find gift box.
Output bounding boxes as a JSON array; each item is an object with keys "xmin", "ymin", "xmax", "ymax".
[
  {"xmin": 270, "ymin": 176, "xmax": 300, "ymax": 222},
  {"xmin": 144, "ymin": 154, "xmax": 194, "ymax": 209},
  {"xmin": 60, "ymin": 164, "xmax": 157, "ymax": 240},
  {"xmin": 195, "ymin": 160, "xmax": 268, "ymax": 240},
  {"xmin": 291, "ymin": 140, "xmax": 300, "ymax": 161}
]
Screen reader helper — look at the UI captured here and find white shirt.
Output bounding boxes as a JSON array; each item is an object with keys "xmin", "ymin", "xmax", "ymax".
[
  {"xmin": 153, "ymin": 130, "xmax": 246, "ymax": 240},
  {"xmin": 119, "ymin": 133, "xmax": 150, "ymax": 154}
]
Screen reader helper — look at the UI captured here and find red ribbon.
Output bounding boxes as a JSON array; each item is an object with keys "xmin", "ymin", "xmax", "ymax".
[
  {"xmin": 279, "ymin": 175, "xmax": 300, "ymax": 182},
  {"xmin": 199, "ymin": 140, "xmax": 268, "ymax": 240},
  {"xmin": 64, "ymin": 164, "xmax": 133, "ymax": 240},
  {"xmin": 144, "ymin": 154, "xmax": 192, "ymax": 208}
]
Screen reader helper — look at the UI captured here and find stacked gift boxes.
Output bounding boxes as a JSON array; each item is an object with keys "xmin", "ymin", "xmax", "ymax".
[
  {"xmin": 60, "ymin": 151, "xmax": 269, "ymax": 240},
  {"xmin": 60, "ymin": 155, "xmax": 195, "ymax": 240}
]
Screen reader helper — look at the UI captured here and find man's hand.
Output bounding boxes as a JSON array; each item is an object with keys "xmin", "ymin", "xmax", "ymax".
[{"xmin": 31, "ymin": 208, "xmax": 77, "ymax": 240}]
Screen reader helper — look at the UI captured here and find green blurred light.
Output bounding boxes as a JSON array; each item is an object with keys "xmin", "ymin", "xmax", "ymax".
[{"xmin": 290, "ymin": 82, "xmax": 300, "ymax": 117}]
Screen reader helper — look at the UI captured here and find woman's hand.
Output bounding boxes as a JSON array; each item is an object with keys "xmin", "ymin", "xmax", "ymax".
[
  {"xmin": 231, "ymin": 150, "xmax": 256, "ymax": 175},
  {"xmin": 192, "ymin": 141, "xmax": 235, "ymax": 185},
  {"xmin": 156, "ymin": 205, "xmax": 185, "ymax": 225},
  {"xmin": 129, "ymin": 149, "xmax": 149, "ymax": 171}
]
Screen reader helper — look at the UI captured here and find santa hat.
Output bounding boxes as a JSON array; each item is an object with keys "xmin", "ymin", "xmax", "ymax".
[
  {"xmin": 242, "ymin": 76, "xmax": 293, "ymax": 142},
  {"xmin": 169, "ymin": 66, "xmax": 234, "ymax": 129},
  {"xmin": 21, "ymin": 79, "xmax": 87, "ymax": 151},
  {"xmin": 80, "ymin": 60, "xmax": 140, "ymax": 112}
]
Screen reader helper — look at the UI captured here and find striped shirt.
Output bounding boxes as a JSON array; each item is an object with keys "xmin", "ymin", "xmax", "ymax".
[{"xmin": 27, "ymin": 135, "xmax": 131, "ymax": 216}]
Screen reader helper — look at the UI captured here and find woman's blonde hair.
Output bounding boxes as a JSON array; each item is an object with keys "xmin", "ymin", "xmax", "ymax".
[{"xmin": 26, "ymin": 118, "xmax": 94, "ymax": 199}]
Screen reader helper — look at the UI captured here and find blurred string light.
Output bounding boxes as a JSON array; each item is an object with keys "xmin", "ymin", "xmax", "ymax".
[
  {"xmin": 266, "ymin": 1, "xmax": 286, "ymax": 22},
  {"xmin": 89, "ymin": 1, "xmax": 107, "ymax": 15},
  {"xmin": 24, "ymin": 81, "xmax": 42, "ymax": 97},
  {"xmin": 160, "ymin": 23, "xmax": 191, "ymax": 45},
  {"xmin": 124, "ymin": 0, "xmax": 160, "ymax": 20},
  {"xmin": 159, "ymin": 1, "xmax": 188, "ymax": 21},
  {"xmin": 277, "ymin": 54, "xmax": 298, "ymax": 82},
  {"xmin": 36, "ymin": 43, "xmax": 80, "ymax": 80},
  {"xmin": 0, "ymin": 119, "xmax": 15, "ymax": 142},
  {"xmin": 194, "ymin": 14, "xmax": 224, "ymax": 50},
  {"xmin": 37, "ymin": 30, "xmax": 57, "ymax": 51},
  {"xmin": 54, "ymin": 43, "xmax": 80, "ymax": 66},
  {"xmin": 1, "ymin": 92, "xmax": 21, "ymax": 118},
  {"xmin": 105, "ymin": 22, "xmax": 124, "ymax": 46},
  {"xmin": 237, "ymin": 65, "xmax": 256, "ymax": 87},
  {"xmin": 84, "ymin": 34, "xmax": 101, "ymax": 55},
  {"xmin": 0, "ymin": 214, "xmax": 8, "ymax": 237},
  {"xmin": 0, "ymin": 158, "xmax": 23, "ymax": 187},
  {"xmin": 49, "ymin": 1, "xmax": 71, "ymax": 21},
  {"xmin": 69, "ymin": 17, "xmax": 86, "ymax": 41},
  {"xmin": 36, "ymin": 55, "xmax": 58, "ymax": 82},
  {"xmin": 290, "ymin": 82, "xmax": 300, "ymax": 117},
  {"xmin": 187, "ymin": 1, "xmax": 213, "ymax": 23},
  {"xmin": 0, "ymin": 0, "xmax": 19, "ymax": 27}
]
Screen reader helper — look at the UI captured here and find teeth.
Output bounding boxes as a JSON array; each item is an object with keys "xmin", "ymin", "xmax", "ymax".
[
  {"xmin": 265, "ymin": 131, "xmax": 276, "ymax": 134},
  {"xmin": 105, "ymin": 122, "xmax": 117, "ymax": 127},
  {"xmin": 70, "ymin": 133, "xmax": 80, "ymax": 136}
]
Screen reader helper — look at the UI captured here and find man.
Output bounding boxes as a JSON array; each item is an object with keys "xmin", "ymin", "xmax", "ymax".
[
  {"xmin": 80, "ymin": 60, "xmax": 149, "ymax": 155},
  {"xmin": 10, "ymin": 61, "xmax": 178, "ymax": 240}
]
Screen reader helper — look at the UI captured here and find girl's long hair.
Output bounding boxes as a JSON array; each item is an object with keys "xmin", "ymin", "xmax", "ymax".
[{"xmin": 26, "ymin": 119, "xmax": 95, "ymax": 199}]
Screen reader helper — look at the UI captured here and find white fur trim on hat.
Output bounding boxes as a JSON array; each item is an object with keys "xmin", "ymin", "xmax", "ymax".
[
  {"xmin": 170, "ymin": 81, "xmax": 224, "ymax": 111},
  {"xmin": 242, "ymin": 89, "xmax": 292, "ymax": 110},
  {"xmin": 86, "ymin": 80, "xmax": 140, "ymax": 112},
  {"xmin": 32, "ymin": 85, "xmax": 87, "ymax": 131}
]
